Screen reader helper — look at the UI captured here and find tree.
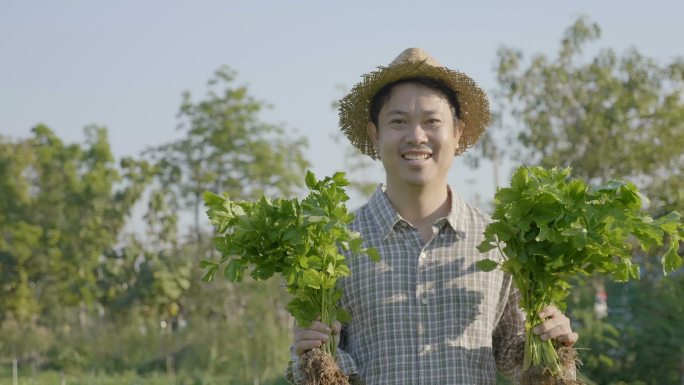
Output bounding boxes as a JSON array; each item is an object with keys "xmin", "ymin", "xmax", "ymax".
[
  {"xmin": 0, "ymin": 125, "xmax": 153, "ymax": 375},
  {"xmin": 495, "ymin": 16, "xmax": 684, "ymax": 214},
  {"xmin": 148, "ymin": 66, "xmax": 309, "ymax": 248},
  {"xmin": 144, "ymin": 66, "xmax": 311, "ymax": 381},
  {"xmin": 0, "ymin": 125, "xmax": 152, "ymax": 318}
]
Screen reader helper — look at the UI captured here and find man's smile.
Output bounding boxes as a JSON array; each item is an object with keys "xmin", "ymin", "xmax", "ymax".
[{"xmin": 402, "ymin": 153, "xmax": 432, "ymax": 160}]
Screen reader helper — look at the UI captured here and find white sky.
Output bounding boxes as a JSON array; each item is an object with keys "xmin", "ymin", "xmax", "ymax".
[{"xmin": 2, "ymin": 0, "xmax": 683, "ymax": 210}]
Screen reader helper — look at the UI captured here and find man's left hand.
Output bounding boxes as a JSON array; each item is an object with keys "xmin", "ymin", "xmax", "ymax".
[{"xmin": 532, "ymin": 306, "xmax": 579, "ymax": 347}]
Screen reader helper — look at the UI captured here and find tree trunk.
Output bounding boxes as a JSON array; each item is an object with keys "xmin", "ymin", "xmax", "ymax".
[
  {"xmin": 492, "ymin": 145, "xmax": 500, "ymax": 189},
  {"xmin": 194, "ymin": 191, "xmax": 202, "ymax": 246},
  {"xmin": 163, "ymin": 320, "xmax": 176, "ymax": 381},
  {"xmin": 79, "ymin": 301, "xmax": 87, "ymax": 328},
  {"xmin": 207, "ymin": 341, "xmax": 218, "ymax": 374},
  {"xmin": 166, "ymin": 353, "xmax": 176, "ymax": 379},
  {"xmin": 12, "ymin": 358, "xmax": 18, "ymax": 385},
  {"xmin": 31, "ymin": 359, "xmax": 37, "ymax": 385}
]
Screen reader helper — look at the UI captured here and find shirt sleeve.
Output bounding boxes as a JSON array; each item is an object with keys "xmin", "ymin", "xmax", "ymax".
[
  {"xmin": 335, "ymin": 325, "xmax": 359, "ymax": 374},
  {"xmin": 492, "ymin": 279, "xmax": 526, "ymax": 379}
]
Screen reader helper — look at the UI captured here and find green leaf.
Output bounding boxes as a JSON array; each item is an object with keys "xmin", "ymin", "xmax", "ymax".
[
  {"xmin": 529, "ymin": 191, "xmax": 563, "ymax": 224},
  {"xmin": 336, "ymin": 308, "xmax": 351, "ymax": 323},
  {"xmin": 616, "ymin": 183, "xmax": 642, "ymax": 210},
  {"xmin": 544, "ymin": 254, "xmax": 567, "ymax": 272},
  {"xmin": 510, "ymin": 167, "xmax": 530, "ymax": 191},
  {"xmin": 212, "ymin": 236, "xmax": 231, "ymax": 255},
  {"xmin": 348, "ymin": 236, "xmax": 364, "ymax": 252},
  {"xmin": 305, "ymin": 170, "xmax": 317, "ymax": 189},
  {"xmin": 631, "ymin": 224, "xmax": 664, "ymax": 250},
  {"xmin": 366, "ymin": 247, "xmax": 380, "ymax": 262},
  {"xmin": 506, "ymin": 199, "xmax": 533, "ymax": 225},
  {"xmin": 535, "ymin": 225, "xmax": 552, "ymax": 242},
  {"xmin": 495, "ymin": 187, "xmax": 521, "ymax": 204},
  {"xmin": 335, "ymin": 264, "xmax": 351, "ymax": 277},
  {"xmin": 332, "ymin": 171, "xmax": 349, "ymax": 186},
  {"xmin": 531, "ymin": 203, "xmax": 562, "ymax": 225},
  {"xmin": 611, "ymin": 259, "xmax": 639, "ymax": 282},
  {"xmin": 301, "ymin": 269, "xmax": 321, "ymax": 289},
  {"xmin": 251, "ymin": 264, "xmax": 276, "ymax": 280},
  {"xmin": 225, "ymin": 259, "xmax": 245, "ymax": 282},
  {"xmin": 203, "ymin": 191, "xmax": 224, "ymax": 210},
  {"xmin": 286, "ymin": 297, "xmax": 319, "ymax": 326},
  {"xmin": 199, "ymin": 259, "xmax": 219, "ymax": 269},
  {"xmin": 477, "ymin": 241, "xmax": 497, "ymax": 253},
  {"xmin": 653, "ymin": 211, "xmax": 682, "ymax": 233},
  {"xmin": 202, "ymin": 265, "xmax": 218, "ymax": 282},
  {"xmin": 476, "ymin": 259, "xmax": 499, "ymax": 272},
  {"xmin": 567, "ymin": 179, "xmax": 587, "ymax": 202},
  {"xmin": 484, "ymin": 221, "xmax": 515, "ymax": 243},
  {"xmin": 305, "ymin": 215, "xmax": 328, "ymax": 223},
  {"xmin": 662, "ymin": 240, "xmax": 683, "ymax": 275}
]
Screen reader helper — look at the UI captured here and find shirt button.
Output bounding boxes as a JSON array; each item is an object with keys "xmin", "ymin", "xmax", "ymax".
[
  {"xmin": 424, "ymin": 344, "xmax": 432, "ymax": 352},
  {"xmin": 419, "ymin": 252, "xmax": 427, "ymax": 260},
  {"xmin": 421, "ymin": 298, "xmax": 428, "ymax": 305}
]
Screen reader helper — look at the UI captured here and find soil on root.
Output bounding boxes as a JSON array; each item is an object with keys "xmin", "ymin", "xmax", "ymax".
[
  {"xmin": 519, "ymin": 346, "xmax": 584, "ymax": 385},
  {"xmin": 299, "ymin": 348, "xmax": 350, "ymax": 385}
]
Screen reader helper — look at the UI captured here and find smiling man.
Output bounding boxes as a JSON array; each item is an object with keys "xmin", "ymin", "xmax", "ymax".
[
  {"xmin": 367, "ymin": 79, "xmax": 463, "ymax": 242},
  {"xmin": 289, "ymin": 48, "xmax": 578, "ymax": 384}
]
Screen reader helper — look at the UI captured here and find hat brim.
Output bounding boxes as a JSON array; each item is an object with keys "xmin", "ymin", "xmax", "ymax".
[{"xmin": 339, "ymin": 60, "xmax": 490, "ymax": 160}]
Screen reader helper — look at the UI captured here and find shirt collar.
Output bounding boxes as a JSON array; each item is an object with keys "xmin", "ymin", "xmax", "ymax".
[
  {"xmin": 367, "ymin": 184, "xmax": 404, "ymax": 240},
  {"xmin": 366, "ymin": 184, "xmax": 469, "ymax": 240},
  {"xmin": 445, "ymin": 186, "xmax": 468, "ymax": 238}
]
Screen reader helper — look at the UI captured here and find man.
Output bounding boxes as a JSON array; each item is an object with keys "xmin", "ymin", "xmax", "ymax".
[{"xmin": 291, "ymin": 48, "xmax": 578, "ymax": 384}]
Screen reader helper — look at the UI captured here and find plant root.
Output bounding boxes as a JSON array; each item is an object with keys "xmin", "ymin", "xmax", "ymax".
[
  {"xmin": 519, "ymin": 346, "xmax": 584, "ymax": 385},
  {"xmin": 299, "ymin": 348, "xmax": 350, "ymax": 385}
]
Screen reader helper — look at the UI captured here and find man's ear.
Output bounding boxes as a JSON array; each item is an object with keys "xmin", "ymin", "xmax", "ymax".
[
  {"xmin": 453, "ymin": 119, "xmax": 465, "ymax": 146},
  {"xmin": 367, "ymin": 121, "xmax": 379, "ymax": 150},
  {"xmin": 451, "ymin": 119, "xmax": 465, "ymax": 154}
]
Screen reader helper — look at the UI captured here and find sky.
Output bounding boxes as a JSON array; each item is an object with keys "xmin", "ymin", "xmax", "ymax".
[{"xmin": 2, "ymin": 0, "xmax": 683, "ymax": 210}]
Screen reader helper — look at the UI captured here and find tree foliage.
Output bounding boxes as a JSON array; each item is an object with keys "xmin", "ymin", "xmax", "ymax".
[
  {"xmin": 0, "ymin": 125, "xmax": 152, "ymax": 321},
  {"xmin": 495, "ymin": 16, "xmax": 684, "ymax": 214},
  {"xmin": 148, "ymin": 66, "xmax": 309, "ymax": 234}
]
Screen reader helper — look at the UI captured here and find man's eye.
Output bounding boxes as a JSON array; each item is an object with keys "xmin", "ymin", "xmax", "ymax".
[{"xmin": 390, "ymin": 119, "xmax": 406, "ymax": 125}]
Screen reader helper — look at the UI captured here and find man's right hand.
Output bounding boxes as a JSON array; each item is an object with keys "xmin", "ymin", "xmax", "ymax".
[{"xmin": 293, "ymin": 318, "xmax": 341, "ymax": 356}]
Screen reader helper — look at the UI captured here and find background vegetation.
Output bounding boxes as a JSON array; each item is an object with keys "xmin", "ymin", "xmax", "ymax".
[{"xmin": 1, "ymin": 17, "xmax": 682, "ymax": 385}]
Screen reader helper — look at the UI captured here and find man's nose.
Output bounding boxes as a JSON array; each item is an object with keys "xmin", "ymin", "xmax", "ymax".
[{"xmin": 406, "ymin": 123, "xmax": 428, "ymax": 144}]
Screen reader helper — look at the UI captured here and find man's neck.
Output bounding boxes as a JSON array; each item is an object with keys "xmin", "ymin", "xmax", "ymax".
[{"xmin": 384, "ymin": 180, "xmax": 450, "ymax": 230}]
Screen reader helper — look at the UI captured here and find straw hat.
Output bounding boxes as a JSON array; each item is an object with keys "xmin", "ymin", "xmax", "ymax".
[{"xmin": 338, "ymin": 48, "xmax": 490, "ymax": 159}]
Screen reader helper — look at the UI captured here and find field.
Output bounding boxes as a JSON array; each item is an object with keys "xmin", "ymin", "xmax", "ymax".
[{"xmin": 0, "ymin": 370, "xmax": 290, "ymax": 385}]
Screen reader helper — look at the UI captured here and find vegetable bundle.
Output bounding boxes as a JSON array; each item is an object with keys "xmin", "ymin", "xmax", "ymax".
[
  {"xmin": 202, "ymin": 171, "xmax": 378, "ymax": 356},
  {"xmin": 477, "ymin": 166, "xmax": 683, "ymax": 379}
]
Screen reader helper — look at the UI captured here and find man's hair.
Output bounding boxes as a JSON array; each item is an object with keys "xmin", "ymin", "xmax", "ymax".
[{"xmin": 368, "ymin": 77, "xmax": 462, "ymax": 127}]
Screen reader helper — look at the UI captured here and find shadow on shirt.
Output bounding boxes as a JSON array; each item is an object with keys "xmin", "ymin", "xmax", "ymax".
[{"xmin": 341, "ymin": 249, "xmax": 505, "ymax": 381}]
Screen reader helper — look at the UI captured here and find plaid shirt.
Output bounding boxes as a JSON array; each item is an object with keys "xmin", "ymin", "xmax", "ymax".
[{"xmin": 332, "ymin": 185, "xmax": 525, "ymax": 384}]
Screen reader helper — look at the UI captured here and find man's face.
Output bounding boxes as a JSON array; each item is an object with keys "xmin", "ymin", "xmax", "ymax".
[{"xmin": 367, "ymin": 82, "xmax": 463, "ymax": 191}]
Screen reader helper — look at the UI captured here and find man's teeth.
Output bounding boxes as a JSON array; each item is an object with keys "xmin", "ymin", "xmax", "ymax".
[{"xmin": 403, "ymin": 154, "xmax": 431, "ymax": 160}]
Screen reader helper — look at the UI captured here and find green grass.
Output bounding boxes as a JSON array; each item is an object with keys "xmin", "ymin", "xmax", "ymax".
[{"xmin": 0, "ymin": 371, "xmax": 290, "ymax": 385}]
